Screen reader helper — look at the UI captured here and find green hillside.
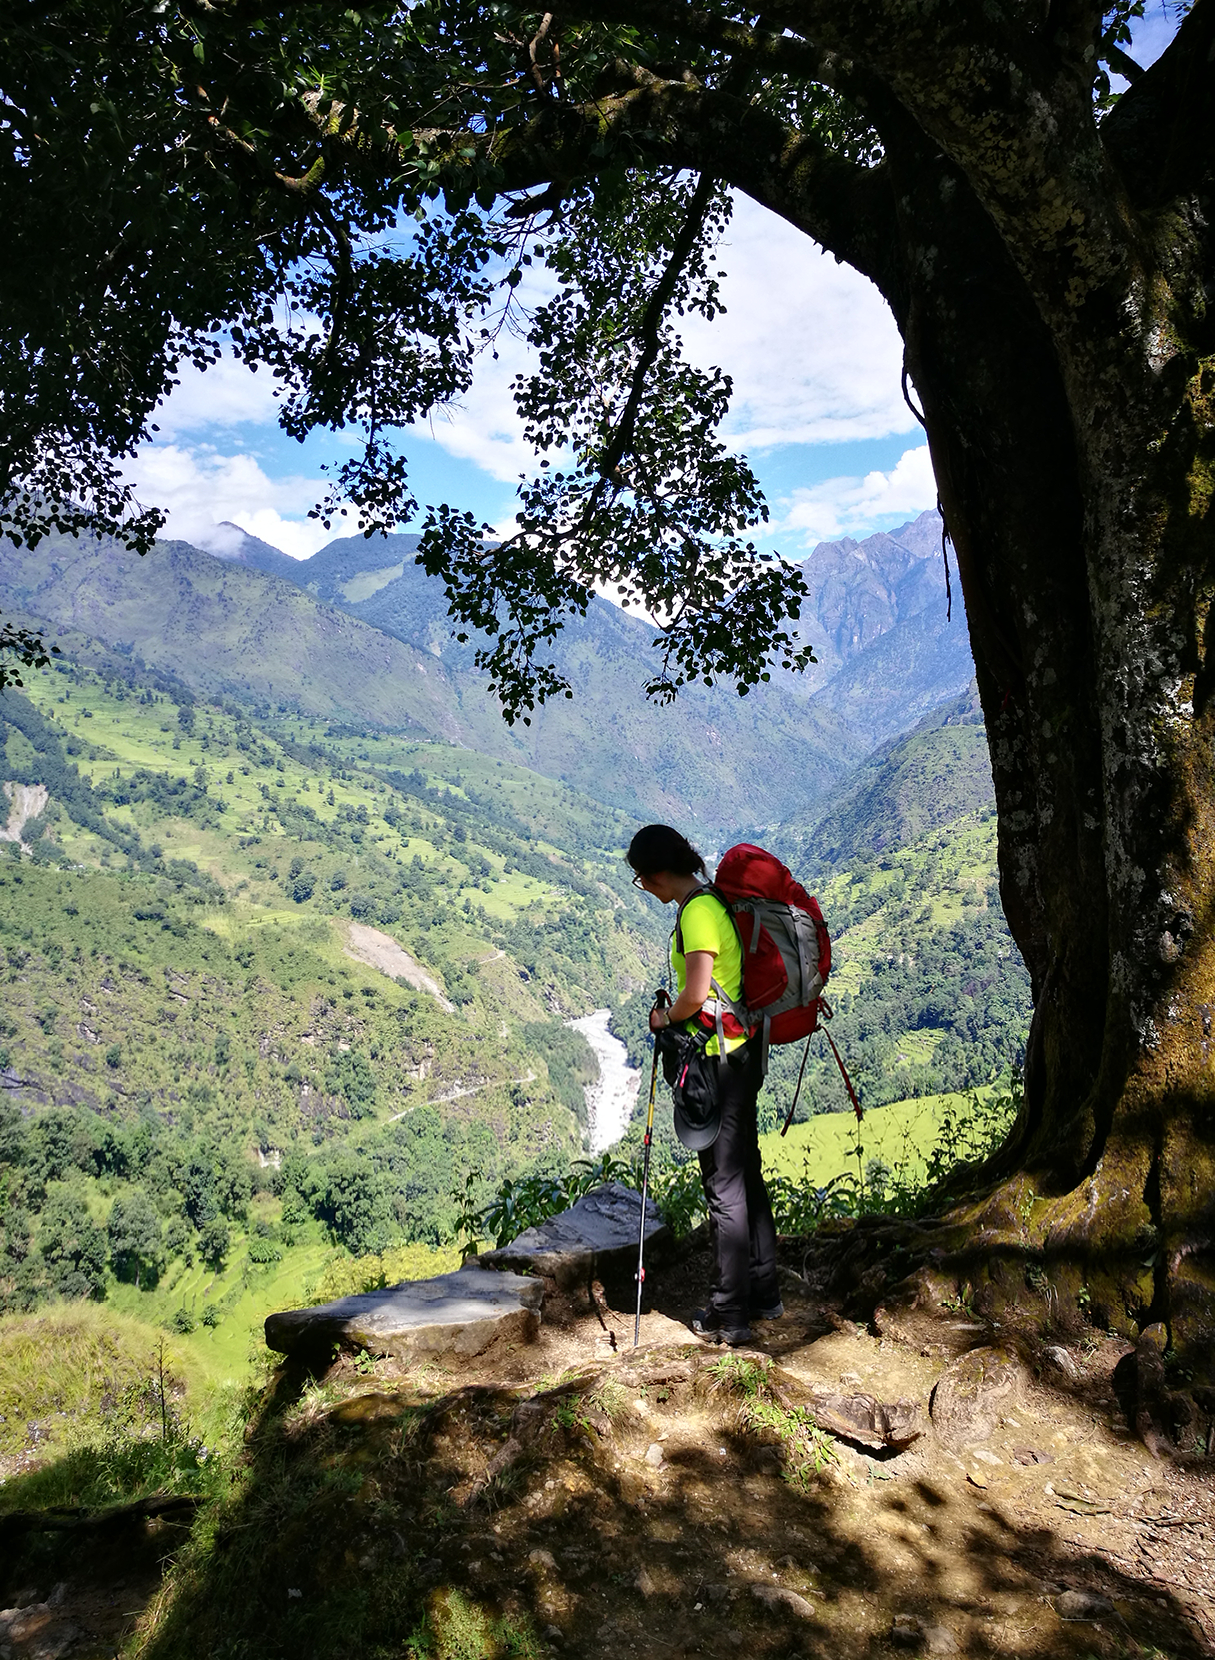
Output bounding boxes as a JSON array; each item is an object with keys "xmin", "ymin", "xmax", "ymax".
[
  {"xmin": 757, "ymin": 690, "xmax": 1026, "ymax": 1120},
  {"xmin": 794, "ymin": 686, "xmax": 992, "ymax": 867},
  {"xmin": 0, "ymin": 529, "xmax": 863, "ymax": 832},
  {"xmin": 0, "ymin": 651, "xmax": 669, "ymax": 1327},
  {"xmin": 0, "ymin": 612, "xmax": 1030, "ymax": 1365}
]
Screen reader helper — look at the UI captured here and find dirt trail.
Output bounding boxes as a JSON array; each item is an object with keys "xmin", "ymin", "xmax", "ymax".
[{"xmin": 4, "ymin": 1243, "xmax": 1211, "ymax": 1660}]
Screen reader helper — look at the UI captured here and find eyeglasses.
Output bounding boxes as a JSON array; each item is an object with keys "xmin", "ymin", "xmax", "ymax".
[{"xmin": 631, "ymin": 872, "xmax": 646, "ymax": 888}]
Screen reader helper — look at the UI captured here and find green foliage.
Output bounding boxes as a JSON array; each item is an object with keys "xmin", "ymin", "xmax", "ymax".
[
  {"xmin": 107, "ymin": 1188, "xmax": 165, "ymax": 1288},
  {"xmin": 36, "ymin": 1190, "xmax": 107, "ymax": 1302},
  {"xmin": 452, "ymin": 1152, "xmax": 635, "ymax": 1252},
  {"xmin": 409, "ymin": 1588, "xmax": 545, "ymax": 1660},
  {"xmin": 196, "ymin": 1217, "xmax": 231, "ymax": 1272},
  {"xmin": 0, "ymin": 656, "xmax": 666, "ymax": 1318},
  {"xmin": 645, "ymin": 1160, "xmax": 708, "ymax": 1239},
  {"xmin": 708, "ymin": 1353, "xmax": 837, "ymax": 1488},
  {"xmin": 323, "ymin": 1047, "xmax": 378, "ymax": 1118},
  {"xmin": 522, "ymin": 1019, "xmax": 597, "ymax": 1124}
]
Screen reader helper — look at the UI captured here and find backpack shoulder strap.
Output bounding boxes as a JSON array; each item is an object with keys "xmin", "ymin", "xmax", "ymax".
[
  {"xmin": 672, "ymin": 885, "xmax": 750, "ymax": 1051},
  {"xmin": 673, "ymin": 881, "xmax": 737, "ymax": 955}
]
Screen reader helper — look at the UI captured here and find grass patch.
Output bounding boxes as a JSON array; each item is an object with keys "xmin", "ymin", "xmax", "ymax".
[
  {"xmin": 0, "ymin": 1301, "xmax": 212, "ymax": 1457},
  {"xmin": 708, "ymin": 1353, "xmax": 837, "ymax": 1489},
  {"xmin": 760, "ymin": 1090, "xmax": 969, "ymax": 1186},
  {"xmin": 0, "ymin": 1301, "xmax": 239, "ymax": 1517},
  {"xmin": 307, "ymin": 1241, "xmax": 462, "ymax": 1302}
]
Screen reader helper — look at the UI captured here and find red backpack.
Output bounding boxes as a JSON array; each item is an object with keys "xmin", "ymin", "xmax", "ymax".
[
  {"xmin": 675, "ymin": 843, "xmax": 829, "ymax": 1059},
  {"xmin": 675, "ymin": 843, "xmax": 861, "ymax": 1128}
]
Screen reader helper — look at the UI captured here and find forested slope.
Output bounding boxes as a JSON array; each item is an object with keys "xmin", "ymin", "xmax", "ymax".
[{"xmin": 0, "ymin": 651, "xmax": 662, "ymax": 1324}]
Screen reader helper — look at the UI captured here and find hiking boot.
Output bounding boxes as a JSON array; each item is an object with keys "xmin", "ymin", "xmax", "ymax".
[
  {"xmin": 750, "ymin": 1299, "xmax": 784, "ymax": 1321},
  {"xmin": 691, "ymin": 1308, "xmax": 753, "ymax": 1347}
]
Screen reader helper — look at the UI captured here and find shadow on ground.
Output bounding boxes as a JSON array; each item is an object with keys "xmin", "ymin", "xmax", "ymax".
[{"xmin": 2, "ymin": 1241, "xmax": 1212, "ymax": 1660}]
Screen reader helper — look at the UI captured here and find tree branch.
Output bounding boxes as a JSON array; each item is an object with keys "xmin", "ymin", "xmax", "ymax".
[
  {"xmin": 1101, "ymin": 0, "xmax": 1215, "ymax": 209},
  {"xmin": 596, "ymin": 168, "xmax": 717, "ymax": 485},
  {"xmin": 562, "ymin": 0, "xmax": 1139, "ymax": 335},
  {"xmin": 479, "ymin": 73, "xmax": 897, "ymax": 293}
]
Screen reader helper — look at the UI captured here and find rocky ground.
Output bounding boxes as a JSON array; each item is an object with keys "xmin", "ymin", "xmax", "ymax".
[{"xmin": 2, "ymin": 1230, "xmax": 1212, "ymax": 1660}]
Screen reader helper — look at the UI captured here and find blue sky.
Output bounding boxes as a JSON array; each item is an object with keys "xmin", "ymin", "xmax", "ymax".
[{"xmin": 127, "ymin": 8, "xmax": 1182, "ymax": 563}]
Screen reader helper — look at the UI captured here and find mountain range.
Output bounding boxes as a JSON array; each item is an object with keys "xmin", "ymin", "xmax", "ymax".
[{"xmin": 0, "ymin": 531, "xmax": 853, "ymax": 834}]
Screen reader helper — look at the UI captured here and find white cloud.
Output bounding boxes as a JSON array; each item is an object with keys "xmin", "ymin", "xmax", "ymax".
[
  {"xmin": 780, "ymin": 444, "xmax": 938, "ymax": 545},
  {"xmin": 150, "ymin": 356, "xmax": 284, "ymax": 438},
  {"xmin": 125, "ymin": 192, "xmax": 917, "ymax": 547},
  {"xmin": 413, "ymin": 341, "xmax": 537, "ymax": 483},
  {"xmin": 123, "ymin": 444, "xmax": 331, "ymax": 560},
  {"xmin": 412, "ymin": 191, "xmax": 914, "ymax": 478},
  {"xmin": 681, "ymin": 195, "xmax": 914, "ymax": 449}
]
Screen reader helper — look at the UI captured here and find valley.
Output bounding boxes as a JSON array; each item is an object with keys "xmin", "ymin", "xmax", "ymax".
[{"xmin": 0, "ymin": 514, "xmax": 1028, "ymax": 1389}]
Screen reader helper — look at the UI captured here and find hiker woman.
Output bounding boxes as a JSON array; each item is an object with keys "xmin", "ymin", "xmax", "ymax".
[{"xmin": 627, "ymin": 823, "xmax": 782, "ymax": 1347}]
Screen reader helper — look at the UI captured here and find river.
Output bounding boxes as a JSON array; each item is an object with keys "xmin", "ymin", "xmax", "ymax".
[{"xmin": 567, "ymin": 1008, "xmax": 642, "ymax": 1152}]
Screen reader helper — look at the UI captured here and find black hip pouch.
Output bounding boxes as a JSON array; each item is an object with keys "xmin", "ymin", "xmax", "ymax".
[{"xmin": 659, "ymin": 1027, "xmax": 722, "ymax": 1151}]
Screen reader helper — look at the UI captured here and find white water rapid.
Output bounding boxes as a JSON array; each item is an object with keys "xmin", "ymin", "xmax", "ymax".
[{"xmin": 567, "ymin": 1008, "xmax": 642, "ymax": 1152}]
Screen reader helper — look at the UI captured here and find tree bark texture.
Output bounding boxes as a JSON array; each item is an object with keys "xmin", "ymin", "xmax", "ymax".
[{"xmin": 530, "ymin": 0, "xmax": 1215, "ymax": 1362}]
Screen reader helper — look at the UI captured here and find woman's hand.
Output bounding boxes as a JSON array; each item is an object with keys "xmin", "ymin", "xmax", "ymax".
[{"xmin": 649, "ymin": 1004, "xmax": 670, "ymax": 1032}]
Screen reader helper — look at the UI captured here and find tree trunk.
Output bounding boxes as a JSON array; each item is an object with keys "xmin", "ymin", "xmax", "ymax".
[{"xmin": 875, "ymin": 140, "xmax": 1215, "ymax": 1370}]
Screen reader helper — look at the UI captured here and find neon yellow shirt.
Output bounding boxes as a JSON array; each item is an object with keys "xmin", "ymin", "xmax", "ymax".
[{"xmin": 672, "ymin": 890, "xmax": 747, "ymax": 1055}]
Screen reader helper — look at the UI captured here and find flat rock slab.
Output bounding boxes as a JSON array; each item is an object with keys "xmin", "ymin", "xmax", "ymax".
[
  {"xmin": 265, "ymin": 1266, "xmax": 543, "ymax": 1361},
  {"xmin": 478, "ymin": 1181, "xmax": 672, "ymax": 1289}
]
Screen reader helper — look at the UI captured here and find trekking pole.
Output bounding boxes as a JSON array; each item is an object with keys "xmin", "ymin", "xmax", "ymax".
[
  {"xmin": 634, "ymin": 988, "xmax": 669, "ymax": 1348},
  {"xmin": 780, "ymin": 1034, "xmax": 814, "ymax": 1138}
]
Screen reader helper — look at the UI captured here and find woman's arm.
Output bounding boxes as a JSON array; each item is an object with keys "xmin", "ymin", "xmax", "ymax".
[{"xmin": 650, "ymin": 950, "xmax": 714, "ymax": 1029}]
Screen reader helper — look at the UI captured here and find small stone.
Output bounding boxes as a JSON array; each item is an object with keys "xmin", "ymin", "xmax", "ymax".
[
  {"xmin": 636, "ymin": 1568, "xmax": 658, "ymax": 1597},
  {"xmin": 545, "ymin": 1626, "xmax": 563, "ymax": 1642},
  {"xmin": 966, "ymin": 1470, "xmax": 988, "ymax": 1489},
  {"xmin": 645, "ymin": 1442, "xmax": 665, "ymax": 1468},
  {"xmin": 1043, "ymin": 1344, "xmax": 1079, "ymax": 1380},
  {"xmin": 1012, "ymin": 1446, "xmax": 1054, "ymax": 1465},
  {"xmin": 1057, "ymin": 1590, "xmax": 1114, "ymax": 1621},
  {"xmin": 891, "ymin": 1613, "xmax": 921, "ymax": 1647},
  {"xmin": 924, "ymin": 1625, "xmax": 960, "ymax": 1655},
  {"xmin": 930, "ymin": 1347, "xmax": 1025, "ymax": 1449},
  {"xmin": 528, "ymin": 1548, "xmax": 556, "ymax": 1570},
  {"xmin": 751, "ymin": 1584, "xmax": 814, "ymax": 1618}
]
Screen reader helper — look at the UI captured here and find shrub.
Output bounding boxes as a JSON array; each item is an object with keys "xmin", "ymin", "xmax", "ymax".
[
  {"xmin": 37, "ymin": 1191, "xmax": 107, "ymax": 1301},
  {"xmin": 197, "ymin": 1217, "xmax": 230, "ymax": 1271}
]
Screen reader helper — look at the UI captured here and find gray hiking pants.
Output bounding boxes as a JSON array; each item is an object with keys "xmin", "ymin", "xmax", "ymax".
[{"xmin": 697, "ymin": 1041, "xmax": 779, "ymax": 1328}]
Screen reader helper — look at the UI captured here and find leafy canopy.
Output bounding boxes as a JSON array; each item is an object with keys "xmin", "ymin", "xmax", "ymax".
[{"xmin": 0, "ymin": 1, "xmax": 1162, "ymax": 712}]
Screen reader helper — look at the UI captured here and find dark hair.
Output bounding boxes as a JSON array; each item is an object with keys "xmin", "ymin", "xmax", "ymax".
[{"xmin": 627, "ymin": 824, "xmax": 706, "ymax": 879}]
